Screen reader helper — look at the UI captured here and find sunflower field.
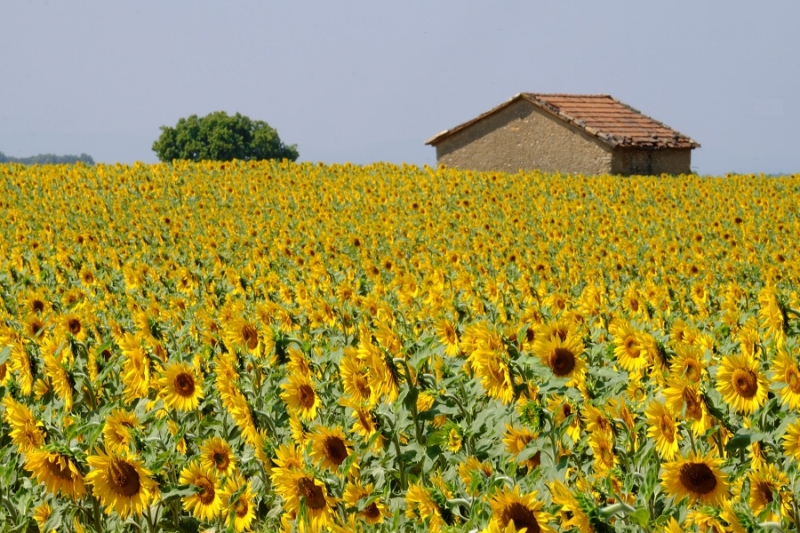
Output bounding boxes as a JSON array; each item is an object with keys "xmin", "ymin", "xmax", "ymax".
[{"xmin": 1, "ymin": 161, "xmax": 799, "ymax": 533}]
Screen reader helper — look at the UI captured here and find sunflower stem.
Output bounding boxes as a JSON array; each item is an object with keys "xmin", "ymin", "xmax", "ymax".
[{"xmin": 687, "ymin": 427, "xmax": 697, "ymax": 455}]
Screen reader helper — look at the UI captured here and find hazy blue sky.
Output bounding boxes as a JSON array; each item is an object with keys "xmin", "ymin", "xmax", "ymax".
[{"xmin": 1, "ymin": 1, "xmax": 798, "ymax": 174}]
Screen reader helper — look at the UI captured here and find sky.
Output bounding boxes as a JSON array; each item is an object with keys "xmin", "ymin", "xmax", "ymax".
[{"xmin": 1, "ymin": 1, "xmax": 798, "ymax": 174}]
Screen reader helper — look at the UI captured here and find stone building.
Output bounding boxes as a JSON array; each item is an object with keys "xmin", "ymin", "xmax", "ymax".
[{"xmin": 425, "ymin": 93, "xmax": 700, "ymax": 175}]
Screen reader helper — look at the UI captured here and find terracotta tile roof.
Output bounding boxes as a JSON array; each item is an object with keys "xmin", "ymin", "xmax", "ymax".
[{"xmin": 425, "ymin": 93, "xmax": 699, "ymax": 149}]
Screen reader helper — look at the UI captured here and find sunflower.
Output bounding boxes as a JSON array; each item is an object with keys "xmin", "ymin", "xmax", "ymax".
[
  {"xmin": 280, "ymin": 373, "xmax": 320, "ymax": 421},
  {"xmin": 158, "ymin": 361, "xmax": 204, "ymax": 411},
  {"xmin": 58, "ymin": 311, "xmax": 89, "ymax": 342},
  {"xmin": 339, "ymin": 347, "xmax": 374, "ymax": 405},
  {"xmin": 404, "ymin": 483, "xmax": 445, "ymax": 532},
  {"xmin": 179, "ymin": 461, "xmax": 223, "ymax": 522},
  {"xmin": 221, "ymin": 475, "xmax": 256, "ymax": 533},
  {"xmin": 588, "ymin": 433, "xmax": 617, "ymax": 473},
  {"xmin": 42, "ymin": 351, "xmax": 73, "ymax": 411},
  {"xmin": 661, "ymin": 452, "xmax": 729, "ymax": 506},
  {"xmin": 199, "ymin": 436, "xmax": 237, "ymax": 477},
  {"xmin": 343, "ymin": 480, "xmax": 390, "ymax": 525},
  {"xmin": 532, "ymin": 332, "xmax": 586, "ymax": 385},
  {"xmin": 549, "ymin": 479, "xmax": 593, "ymax": 533},
  {"xmin": 658, "ymin": 517, "xmax": 684, "ymax": 533},
  {"xmin": 670, "ymin": 344, "xmax": 706, "ymax": 384},
  {"xmin": 546, "ymin": 396, "xmax": 581, "ymax": 442},
  {"xmin": 782, "ymin": 420, "xmax": 800, "ymax": 461},
  {"xmin": 434, "ymin": 318, "xmax": 460, "ymax": 357},
  {"xmin": 85, "ymin": 449, "xmax": 159, "ymax": 518},
  {"xmin": 32, "ymin": 502, "xmax": 51, "ymax": 532},
  {"xmin": 748, "ymin": 464, "xmax": 788, "ymax": 519},
  {"xmin": 610, "ymin": 320, "xmax": 649, "ymax": 372},
  {"xmin": 224, "ymin": 316, "xmax": 262, "ymax": 357},
  {"xmin": 310, "ymin": 425, "xmax": 353, "ymax": 472},
  {"xmin": 103, "ymin": 409, "xmax": 139, "ymax": 453},
  {"xmin": 469, "ymin": 348, "xmax": 515, "ymax": 404},
  {"xmin": 503, "ymin": 424, "xmax": 539, "ymax": 471},
  {"xmin": 1, "ymin": 396, "xmax": 46, "ymax": 451},
  {"xmin": 488, "ymin": 486, "xmax": 555, "ymax": 533},
  {"xmin": 716, "ymin": 353, "xmax": 768, "ymax": 414},
  {"xmin": 273, "ymin": 442, "xmax": 303, "ymax": 471},
  {"xmin": 23, "ymin": 314, "xmax": 47, "ymax": 340},
  {"xmin": 272, "ymin": 469, "xmax": 338, "ymax": 532},
  {"xmin": 645, "ymin": 400, "xmax": 680, "ymax": 460},
  {"xmin": 771, "ymin": 350, "xmax": 800, "ymax": 409},
  {"xmin": 663, "ymin": 377, "xmax": 711, "ymax": 436},
  {"xmin": 581, "ymin": 404, "xmax": 613, "ymax": 438},
  {"xmin": 24, "ymin": 448, "xmax": 86, "ymax": 499}
]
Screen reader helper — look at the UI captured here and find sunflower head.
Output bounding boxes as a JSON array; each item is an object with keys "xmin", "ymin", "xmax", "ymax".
[
  {"xmin": 661, "ymin": 452, "xmax": 729, "ymax": 506},
  {"xmin": 159, "ymin": 361, "xmax": 204, "ymax": 411}
]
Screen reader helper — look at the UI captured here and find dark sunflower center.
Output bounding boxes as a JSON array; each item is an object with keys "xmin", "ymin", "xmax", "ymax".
[
  {"xmin": 174, "ymin": 373, "xmax": 195, "ymax": 397},
  {"xmin": 630, "ymin": 299, "xmax": 640, "ymax": 312},
  {"xmin": 502, "ymin": 502, "xmax": 541, "ymax": 533},
  {"xmin": 68, "ymin": 319, "xmax": 81, "ymax": 335},
  {"xmin": 298, "ymin": 384, "xmax": 316, "ymax": 409},
  {"xmin": 757, "ymin": 482, "xmax": 774, "ymax": 503},
  {"xmin": 679, "ymin": 462, "xmax": 717, "ymax": 495},
  {"xmin": 242, "ymin": 324, "xmax": 259, "ymax": 350},
  {"xmin": 660, "ymin": 415, "xmax": 675, "ymax": 441},
  {"xmin": 684, "ymin": 361, "xmax": 701, "ymax": 382},
  {"xmin": 234, "ymin": 497, "xmax": 249, "ymax": 517},
  {"xmin": 549, "ymin": 348, "xmax": 576, "ymax": 377},
  {"xmin": 786, "ymin": 367, "xmax": 800, "ymax": 392},
  {"xmin": 525, "ymin": 328, "xmax": 535, "ymax": 343},
  {"xmin": 298, "ymin": 477, "xmax": 327, "ymax": 510},
  {"xmin": 46, "ymin": 456, "xmax": 73, "ymax": 480},
  {"xmin": 30, "ymin": 320, "xmax": 44, "ymax": 336},
  {"xmin": 731, "ymin": 368, "xmax": 758, "ymax": 398},
  {"xmin": 324, "ymin": 436, "xmax": 348, "ymax": 466},
  {"xmin": 196, "ymin": 478, "xmax": 216, "ymax": 505},
  {"xmin": 213, "ymin": 451, "xmax": 230, "ymax": 470},
  {"xmin": 363, "ymin": 502, "xmax": 381, "ymax": 521},
  {"xmin": 682, "ymin": 388, "xmax": 702, "ymax": 419},
  {"xmin": 109, "ymin": 460, "xmax": 141, "ymax": 497},
  {"xmin": 32, "ymin": 300, "xmax": 45, "ymax": 313},
  {"xmin": 444, "ymin": 325, "xmax": 457, "ymax": 344},
  {"xmin": 562, "ymin": 404, "xmax": 572, "ymax": 417},
  {"xmin": 0, "ymin": 363, "xmax": 6, "ymax": 380},
  {"xmin": 624, "ymin": 337, "xmax": 640, "ymax": 357}
]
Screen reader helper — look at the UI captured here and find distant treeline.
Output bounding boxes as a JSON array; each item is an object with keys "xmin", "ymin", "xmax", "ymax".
[{"xmin": 0, "ymin": 151, "xmax": 94, "ymax": 165}]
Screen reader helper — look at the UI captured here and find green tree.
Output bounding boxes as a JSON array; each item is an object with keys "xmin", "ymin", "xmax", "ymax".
[{"xmin": 152, "ymin": 111, "xmax": 299, "ymax": 162}]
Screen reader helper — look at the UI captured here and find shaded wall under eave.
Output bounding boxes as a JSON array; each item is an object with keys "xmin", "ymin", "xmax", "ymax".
[
  {"xmin": 611, "ymin": 148, "xmax": 692, "ymax": 175},
  {"xmin": 434, "ymin": 99, "xmax": 613, "ymax": 175}
]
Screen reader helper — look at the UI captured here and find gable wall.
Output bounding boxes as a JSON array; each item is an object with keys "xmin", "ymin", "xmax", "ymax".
[{"xmin": 434, "ymin": 100, "xmax": 613, "ymax": 174}]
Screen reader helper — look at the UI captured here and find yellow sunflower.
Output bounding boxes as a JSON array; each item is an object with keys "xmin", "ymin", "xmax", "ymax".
[
  {"xmin": 199, "ymin": 436, "xmax": 237, "ymax": 477},
  {"xmin": 158, "ymin": 361, "xmax": 204, "ymax": 411},
  {"xmin": 547, "ymin": 395, "xmax": 581, "ymax": 442},
  {"xmin": 503, "ymin": 424, "xmax": 539, "ymax": 471},
  {"xmin": 771, "ymin": 350, "xmax": 800, "ymax": 409},
  {"xmin": 1, "ymin": 396, "xmax": 46, "ymax": 451},
  {"xmin": 532, "ymin": 332, "xmax": 586, "ymax": 385},
  {"xmin": 434, "ymin": 317, "xmax": 460, "ymax": 357},
  {"xmin": 488, "ymin": 486, "xmax": 555, "ymax": 533},
  {"xmin": 404, "ymin": 483, "xmax": 445, "ymax": 533},
  {"xmin": 24, "ymin": 448, "xmax": 86, "ymax": 499},
  {"xmin": 32, "ymin": 502, "xmax": 51, "ymax": 532},
  {"xmin": 221, "ymin": 475, "xmax": 256, "ymax": 533},
  {"xmin": 782, "ymin": 420, "xmax": 800, "ymax": 461},
  {"xmin": 339, "ymin": 347, "xmax": 374, "ymax": 406},
  {"xmin": 549, "ymin": 479, "xmax": 593, "ymax": 533},
  {"xmin": 343, "ymin": 480, "xmax": 390, "ymax": 525},
  {"xmin": 103, "ymin": 409, "xmax": 139, "ymax": 453},
  {"xmin": 309, "ymin": 425, "xmax": 353, "ymax": 472},
  {"xmin": 280, "ymin": 373, "xmax": 320, "ymax": 421},
  {"xmin": 589, "ymin": 433, "xmax": 617, "ymax": 473},
  {"xmin": 273, "ymin": 442, "xmax": 303, "ymax": 471},
  {"xmin": 645, "ymin": 400, "xmax": 680, "ymax": 460},
  {"xmin": 610, "ymin": 320, "xmax": 649, "ymax": 372},
  {"xmin": 179, "ymin": 461, "xmax": 223, "ymax": 522},
  {"xmin": 748, "ymin": 463, "xmax": 788, "ymax": 520},
  {"xmin": 85, "ymin": 449, "xmax": 159, "ymax": 518},
  {"xmin": 661, "ymin": 452, "xmax": 729, "ymax": 506},
  {"xmin": 663, "ymin": 377, "xmax": 711, "ymax": 436},
  {"xmin": 273, "ymin": 469, "xmax": 338, "ymax": 532},
  {"xmin": 716, "ymin": 353, "xmax": 768, "ymax": 414},
  {"xmin": 670, "ymin": 344, "xmax": 706, "ymax": 384},
  {"xmin": 224, "ymin": 316, "xmax": 262, "ymax": 357}
]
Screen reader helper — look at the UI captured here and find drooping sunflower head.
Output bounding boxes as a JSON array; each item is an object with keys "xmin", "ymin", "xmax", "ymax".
[
  {"xmin": 224, "ymin": 317, "xmax": 261, "ymax": 355},
  {"xmin": 772, "ymin": 350, "xmax": 800, "ymax": 409},
  {"xmin": 158, "ymin": 361, "xmax": 204, "ymax": 411},
  {"xmin": 670, "ymin": 344, "xmax": 706, "ymax": 384},
  {"xmin": 661, "ymin": 452, "xmax": 729, "ymax": 506},
  {"xmin": 222, "ymin": 476, "xmax": 256, "ymax": 533},
  {"xmin": 24, "ymin": 449, "xmax": 86, "ymax": 500},
  {"xmin": 103, "ymin": 408, "xmax": 139, "ymax": 453},
  {"xmin": 645, "ymin": 400, "xmax": 680, "ymax": 460}
]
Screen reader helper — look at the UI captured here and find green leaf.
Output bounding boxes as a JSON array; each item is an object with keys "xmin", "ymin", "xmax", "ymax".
[
  {"xmin": 161, "ymin": 486, "xmax": 198, "ymax": 501},
  {"xmin": 629, "ymin": 508, "xmax": 650, "ymax": 527},
  {"xmin": 725, "ymin": 429, "xmax": 765, "ymax": 453}
]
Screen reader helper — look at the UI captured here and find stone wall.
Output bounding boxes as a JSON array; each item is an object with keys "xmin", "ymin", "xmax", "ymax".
[
  {"xmin": 611, "ymin": 148, "xmax": 692, "ymax": 175},
  {"xmin": 434, "ymin": 100, "xmax": 613, "ymax": 174}
]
